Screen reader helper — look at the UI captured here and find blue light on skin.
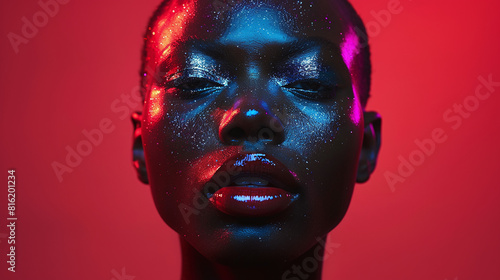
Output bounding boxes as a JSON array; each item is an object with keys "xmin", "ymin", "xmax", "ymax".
[
  {"xmin": 219, "ymin": 6, "xmax": 292, "ymax": 46},
  {"xmin": 245, "ymin": 109, "xmax": 258, "ymax": 117}
]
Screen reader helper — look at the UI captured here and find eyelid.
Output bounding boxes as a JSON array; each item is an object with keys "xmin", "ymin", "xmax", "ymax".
[
  {"xmin": 273, "ymin": 62, "xmax": 339, "ymax": 84},
  {"xmin": 284, "ymin": 79, "xmax": 334, "ymax": 90},
  {"xmin": 165, "ymin": 68, "xmax": 226, "ymax": 84},
  {"xmin": 280, "ymin": 78, "xmax": 338, "ymax": 101},
  {"xmin": 163, "ymin": 70, "xmax": 228, "ymax": 100},
  {"xmin": 172, "ymin": 76, "xmax": 223, "ymax": 90}
]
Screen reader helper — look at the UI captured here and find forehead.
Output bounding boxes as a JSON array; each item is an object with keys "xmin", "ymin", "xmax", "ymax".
[{"xmin": 145, "ymin": 0, "xmax": 358, "ymax": 68}]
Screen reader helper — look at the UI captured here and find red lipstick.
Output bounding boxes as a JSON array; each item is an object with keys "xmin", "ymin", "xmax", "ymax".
[{"xmin": 207, "ymin": 153, "xmax": 300, "ymax": 217}]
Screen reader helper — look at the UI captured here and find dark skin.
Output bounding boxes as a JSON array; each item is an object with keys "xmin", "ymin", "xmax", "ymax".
[{"xmin": 132, "ymin": 0, "xmax": 381, "ymax": 279}]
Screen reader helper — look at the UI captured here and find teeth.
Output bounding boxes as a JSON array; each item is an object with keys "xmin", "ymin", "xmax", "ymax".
[{"xmin": 234, "ymin": 177, "xmax": 269, "ymax": 186}]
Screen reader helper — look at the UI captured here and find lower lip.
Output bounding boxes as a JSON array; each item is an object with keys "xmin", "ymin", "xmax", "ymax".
[{"xmin": 209, "ymin": 186, "xmax": 296, "ymax": 217}]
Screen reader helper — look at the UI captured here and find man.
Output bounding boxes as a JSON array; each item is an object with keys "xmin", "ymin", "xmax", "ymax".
[{"xmin": 132, "ymin": 0, "xmax": 381, "ymax": 279}]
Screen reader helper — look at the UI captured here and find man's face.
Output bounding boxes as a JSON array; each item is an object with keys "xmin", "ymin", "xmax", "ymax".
[{"xmin": 137, "ymin": 0, "xmax": 372, "ymax": 264}]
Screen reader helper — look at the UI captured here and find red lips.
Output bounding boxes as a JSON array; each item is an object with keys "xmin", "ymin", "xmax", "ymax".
[{"xmin": 206, "ymin": 153, "xmax": 299, "ymax": 217}]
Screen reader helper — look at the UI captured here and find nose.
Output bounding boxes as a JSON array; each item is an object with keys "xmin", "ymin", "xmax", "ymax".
[{"xmin": 218, "ymin": 98, "xmax": 285, "ymax": 145}]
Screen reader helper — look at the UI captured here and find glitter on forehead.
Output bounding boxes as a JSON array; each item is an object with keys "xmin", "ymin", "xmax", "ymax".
[{"xmin": 219, "ymin": 5, "xmax": 291, "ymax": 45}]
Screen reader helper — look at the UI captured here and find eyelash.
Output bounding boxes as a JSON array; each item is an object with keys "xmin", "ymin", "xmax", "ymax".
[
  {"xmin": 283, "ymin": 79, "xmax": 336, "ymax": 100},
  {"xmin": 175, "ymin": 77, "xmax": 222, "ymax": 91},
  {"xmin": 162, "ymin": 71, "xmax": 336, "ymax": 100},
  {"xmin": 165, "ymin": 75, "xmax": 225, "ymax": 99}
]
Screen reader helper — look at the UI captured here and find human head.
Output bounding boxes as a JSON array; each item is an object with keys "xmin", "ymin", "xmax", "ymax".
[{"xmin": 132, "ymin": 0, "xmax": 381, "ymax": 266}]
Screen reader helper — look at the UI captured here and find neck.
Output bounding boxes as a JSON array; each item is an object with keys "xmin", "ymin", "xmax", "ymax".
[{"xmin": 179, "ymin": 236, "xmax": 328, "ymax": 280}]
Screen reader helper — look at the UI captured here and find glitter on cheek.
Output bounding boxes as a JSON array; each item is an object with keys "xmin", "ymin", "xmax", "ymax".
[
  {"xmin": 297, "ymin": 105, "xmax": 331, "ymax": 126},
  {"xmin": 184, "ymin": 99, "xmax": 212, "ymax": 120},
  {"xmin": 281, "ymin": 103, "xmax": 340, "ymax": 159},
  {"xmin": 164, "ymin": 100, "xmax": 221, "ymax": 152}
]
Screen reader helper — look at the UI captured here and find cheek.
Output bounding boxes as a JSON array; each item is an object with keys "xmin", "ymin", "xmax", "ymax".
[
  {"xmin": 282, "ymin": 97, "xmax": 363, "ymax": 160},
  {"xmin": 143, "ymin": 92, "xmax": 222, "ymax": 168},
  {"xmin": 283, "ymin": 97, "xmax": 363, "ymax": 223},
  {"xmin": 142, "ymin": 95, "xmax": 222, "ymax": 223}
]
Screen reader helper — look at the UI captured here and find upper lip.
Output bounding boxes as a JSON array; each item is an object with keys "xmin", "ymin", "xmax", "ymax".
[{"xmin": 204, "ymin": 152, "xmax": 301, "ymax": 197}]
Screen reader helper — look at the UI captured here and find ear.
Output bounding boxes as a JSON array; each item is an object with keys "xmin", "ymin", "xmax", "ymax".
[
  {"xmin": 131, "ymin": 111, "xmax": 149, "ymax": 184},
  {"xmin": 356, "ymin": 111, "xmax": 382, "ymax": 183}
]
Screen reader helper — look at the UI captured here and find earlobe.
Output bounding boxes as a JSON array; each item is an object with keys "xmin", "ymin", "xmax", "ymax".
[
  {"xmin": 356, "ymin": 111, "xmax": 382, "ymax": 183},
  {"xmin": 131, "ymin": 111, "xmax": 149, "ymax": 184}
]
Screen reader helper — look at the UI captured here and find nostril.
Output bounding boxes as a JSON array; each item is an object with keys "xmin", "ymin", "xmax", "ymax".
[
  {"xmin": 258, "ymin": 128, "xmax": 274, "ymax": 141},
  {"xmin": 228, "ymin": 127, "xmax": 245, "ymax": 141},
  {"xmin": 218, "ymin": 101, "xmax": 286, "ymax": 145}
]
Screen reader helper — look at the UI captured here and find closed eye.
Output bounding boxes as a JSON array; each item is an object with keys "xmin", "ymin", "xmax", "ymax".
[
  {"xmin": 175, "ymin": 77, "xmax": 223, "ymax": 92},
  {"xmin": 165, "ymin": 77, "xmax": 225, "ymax": 99},
  {"xmin": 283, "ymin": 79, "xmax": 336, "ymax": 100},
  {"xmin": 284, "ymin": 80, "xmax": 329, "ymax": 92}
]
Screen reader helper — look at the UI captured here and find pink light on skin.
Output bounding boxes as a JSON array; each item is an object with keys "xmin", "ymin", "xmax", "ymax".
[
  {"xmin": 341, "ymin": 27, "xmax": 362, "ymax": 126},
  {"xmin": 340, "ymin": 27, "xmax": 360, "ymax": 71},
  {"xmin": 349, "ymin": 92, "xmax": 362, "ymax": 126},
  {"xmin": 187, "ymin": 147, "xmax": 242, "ymax": 189}
]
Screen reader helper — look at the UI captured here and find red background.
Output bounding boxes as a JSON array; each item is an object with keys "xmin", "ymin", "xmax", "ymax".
[{"xmin": 1, "ymin": 0, "xmax": 500, "ymax": 279}]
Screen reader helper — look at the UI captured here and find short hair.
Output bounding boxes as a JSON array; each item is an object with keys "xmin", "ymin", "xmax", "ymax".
[{"xmin": 139, "ymin": 0, "xmax": 371, "ymax": 107}]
